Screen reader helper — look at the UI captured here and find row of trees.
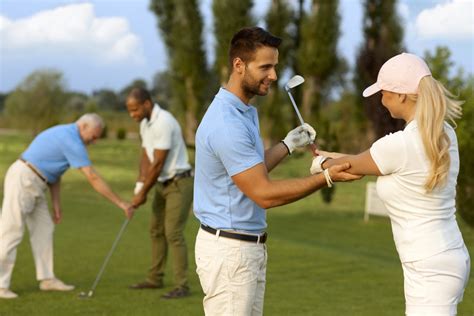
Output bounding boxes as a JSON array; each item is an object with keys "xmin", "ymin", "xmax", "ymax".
[
  {"xmin": 1, "ymin": 0, "xmax": 472, "ymax": 225},
  {"xmin": 4, "ymin": 0, "xmax": 461, "ymax": 146}
]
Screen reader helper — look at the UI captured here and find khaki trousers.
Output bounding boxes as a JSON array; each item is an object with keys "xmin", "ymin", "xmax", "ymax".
[
  {"xmin": 0, "ymin": 160, "xmax": 55, "ymax": 289},
  {"xmin": 146, "ymin": 176, "xmax": 193, "ymax": 288}
]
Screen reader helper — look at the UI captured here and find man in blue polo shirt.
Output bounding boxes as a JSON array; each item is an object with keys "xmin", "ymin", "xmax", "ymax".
[
  {"xmin": 194, "ymin": 27, "xmax": 360, "ymax": 315},
  {"xmin": 0, "ymin": 113, "xmax": 133, "ymax": 299}
]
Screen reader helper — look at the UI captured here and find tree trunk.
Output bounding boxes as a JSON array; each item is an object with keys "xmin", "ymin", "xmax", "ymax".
[{"xmin": 184, "ymin": 77, "xmax": 198, "ymax": 145}]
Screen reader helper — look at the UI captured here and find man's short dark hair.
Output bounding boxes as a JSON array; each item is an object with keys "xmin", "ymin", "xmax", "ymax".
[
  {"xmin": 229, "ymin": 27, "xmax": 282, "ymax": 69},
  {"xmin": 128, "ymin": 87, "xmax": 152, "ymax": 104}
]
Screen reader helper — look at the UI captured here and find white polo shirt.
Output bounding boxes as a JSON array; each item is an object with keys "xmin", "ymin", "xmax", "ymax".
[
  {"xmin": 370, "ymin": 121, "xmax": 464, "ymax": 262},
  {"xmin": 140, "ymin": 104, "xmax": 191, "ymax": 183}
]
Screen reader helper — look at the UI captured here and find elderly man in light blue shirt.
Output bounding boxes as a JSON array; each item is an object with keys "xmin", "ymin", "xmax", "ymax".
[
  {"xmin": 0, "ymin": 113, "xmax": 133, "ymax": 299},
  {"xmin": 194, "ymin": 27, "xmax": 359, "ymax": 315}
]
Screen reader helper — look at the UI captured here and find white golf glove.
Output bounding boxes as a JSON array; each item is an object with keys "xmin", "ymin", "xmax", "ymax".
[
  {"xmin": 310, "ymin": 156, "xmax": 330, "ymax": 174},
  {"xmin": 282, "ymin": 123, "xmax": 316, "ymax": 154},
  {"xmin": 134, "ymin": 181, "xmax": 144, "ymax": 195}
]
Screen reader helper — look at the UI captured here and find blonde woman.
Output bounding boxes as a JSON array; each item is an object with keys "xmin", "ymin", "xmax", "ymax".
[{"xmin": 311, "ymin": 53, "xmax": 470, "ymax": 316}]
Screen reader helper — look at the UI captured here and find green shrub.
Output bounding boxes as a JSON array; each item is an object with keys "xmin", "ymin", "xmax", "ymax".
[
  {"xmin": 116, "ymin": 127, "xmax": 127, "ymax": 140},
  {"xmin": 457, "ymin": 77, "xmax": 474, "ymax": 227},
  {"xmin": 101, "ymin": 125, "xmax": 108, "ymax": 139}
]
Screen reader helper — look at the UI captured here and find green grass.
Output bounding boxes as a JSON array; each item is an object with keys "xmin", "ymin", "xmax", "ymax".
[{"xmin": 0, "ymin": 132, "xmax": 473, "ymax": 316}]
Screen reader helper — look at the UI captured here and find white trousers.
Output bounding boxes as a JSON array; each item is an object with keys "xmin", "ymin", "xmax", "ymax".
[
  {"xmin": 403, "ymin": 244, "xmax": 470, "ymax": 316},
  {"xmin": 195, "ymin": 228, "xmax": 267, "ymax": 316},
  {"xmin": 0, "ymin": 160, "xmax": 55, "ymax": 289}
]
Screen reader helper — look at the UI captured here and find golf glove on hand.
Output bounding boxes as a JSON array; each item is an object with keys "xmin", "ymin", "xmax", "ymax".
[
  {"xmin": 134, "ymin": 181, "xmax": 144, "ymax": 195},
  {"xmin": 282, "ymin": 123, "xmax": 317, "ymax": 154},
  {"xmin": 310, "ymin": 156, "xmax": 330, "ymax": 174}
]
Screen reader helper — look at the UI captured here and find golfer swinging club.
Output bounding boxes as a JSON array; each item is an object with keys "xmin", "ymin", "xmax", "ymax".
[
  {"xmin": 193, "ymin": 26, "xmax": 361, "ymax": 315},
  {"xmin": 311, "ymin": 53, "xmax": 470, "ymax": 315},
  {"xmin": 0, "ymin": 113, "xmax": 134, "ymax": 299}
]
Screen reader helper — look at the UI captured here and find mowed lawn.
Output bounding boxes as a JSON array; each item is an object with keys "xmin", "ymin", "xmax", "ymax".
[{"xmin": 0, "ymin": 132, "xmax": 473, "ymax": 316}]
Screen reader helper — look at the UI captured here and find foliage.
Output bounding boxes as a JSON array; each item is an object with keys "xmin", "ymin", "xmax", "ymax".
[
  {"xmin": 321, "ymin": 92, "xmax": 373, "ymax": 154},
  {"xmin": 150, "ymin": 0, "xmax": 209, "ymax": 144},
  {"xmin": 65, "ymin": 92, "xmax": 88, "ymax": 112},
  {"xmin": 456, "ymin": 76, "xmax": 474, "ymax": 226},
  {"xmin": 297, "ymin": 0, "xmax": 343, "ymax": 119},
  {"xmin": 150, "ymin": 71, "xmax": 173, "ymax": 109},
  {"xmin": 260, "ymin": 0, "xmax": 294, "ymax": 145},
  {"xmin": 423, "ymin": 46, "xmax": 474, "ymax": 227},
  {"xmin": 212, "ymin": 0, "xmax": 254, "ymax": 84},
  {"xmin": 101, "ymin": 125, "xmax": 108, "ymax": 139},
  {"xmin": 4, "ymin": 69, "xmax": 67, "ymax": 134},
  {"xmin": 92, "ymin": 88, "xmax": 122, "ymax": 111},
  {"xmin": 354, "ymin": 0, "xmax": 405, "ymax": 141},
  {"xmin": 0, "ymin": 93, "xmax": 8, "ymax": 112},
  {"xmin": 116, "ymin": 127, "xmax": 127, "ymax": 140}
]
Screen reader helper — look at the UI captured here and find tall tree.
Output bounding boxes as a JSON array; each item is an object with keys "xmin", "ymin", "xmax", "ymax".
[
  {"xmin": 92, "ymin": 89, "xmax": 121, "ymax": 111},
  {"xmin": 213, "ymin": 0, "xmax": 254, "ymax": 84},
  {"xmin": 424, "ymin": 46, "xmax": 474, "ymax": 227},
  {"xmin": 151, "ymin": 70, "xmax": 173, "ymax": 110},
  {"xmin": 354, "ymin": 0, "xmax": 405, "ymax": 140},
  {"xmin": 261, "ymin": 0, "xmax": 294, "ymax": 145},
  {"xmin": 4, "ymin": 69, "xmax": 67, "ymax": 134},
  {"xmin": 150, "ymin": 0, "xmax": 208, "ymax": 144},
  {"xmin": 424, "ymin": 46, "xmax": 465, "ymax": 94},
  {"xmin": 456, "ymin": 74, "xmax": 474, "ymax": 227},
  {"xmin": 297, "ymin": 0, "xmax": 343, "ymax": 122},
  {"xmin": 287, "ymin": 0, "xmax": 305, "ymax": 126}
]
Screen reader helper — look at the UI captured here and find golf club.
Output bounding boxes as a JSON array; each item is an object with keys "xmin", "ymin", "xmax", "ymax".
[
  {"xmin": 284, "ymin": 75, "xmax": 318, "ymax": 155},
  {"xmin": 78, "ymin": 218, "xmax": 130, "ymax": 299}
]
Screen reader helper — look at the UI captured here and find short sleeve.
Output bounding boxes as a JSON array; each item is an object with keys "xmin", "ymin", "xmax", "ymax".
[
  {"xmin": 210, "ymin": 122, "xmax": 263, "ymax": 177},
  {"xmin": 64, "ymin": 143, "xmax": 91, "ymax": 168},
  {"xmin": 370, "ymin": 131, "xmax": 405, "ymax": 175}
]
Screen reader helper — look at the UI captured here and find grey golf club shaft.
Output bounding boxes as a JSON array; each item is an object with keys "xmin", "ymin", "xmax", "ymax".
[
  {"xmin": 287, "ymin": 90, "xmax": 305, "ymax": 126},
  {"xmin": 87, "ymin": 218, "xmax": 130, "ymax": 295},
  {"xmin": 286, "ymin": 90, "xmax": 318, "ymax": 156}
]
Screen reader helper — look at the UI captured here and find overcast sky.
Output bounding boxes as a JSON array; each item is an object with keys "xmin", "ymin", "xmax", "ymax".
[{"xmin": 0, "ymin": 0, "xmax": 473, "ymax": 94}]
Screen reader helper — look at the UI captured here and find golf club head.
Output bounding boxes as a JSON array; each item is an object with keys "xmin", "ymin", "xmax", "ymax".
[
  {"xmin": 78, "ymin": 290, "xmax": 94, "ymax": 299},
  {"xmin": 285, "ymin": 75, "xmax": 305, "ymax": 91}
]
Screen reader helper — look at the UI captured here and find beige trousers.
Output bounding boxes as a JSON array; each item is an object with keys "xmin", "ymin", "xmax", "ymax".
[
  {"xmin": 195, "ymin": 228, "xmax": 267, "ymax": 316},
  {"xmin": 0, "ymin": 160, "xmax": 55, "ymax": 289}
]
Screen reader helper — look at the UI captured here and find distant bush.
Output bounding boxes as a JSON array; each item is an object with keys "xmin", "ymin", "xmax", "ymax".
[
  {"xmin": 101, "ymin": 125, "xmax": 108, "ymax": 139},
  {"xmin": 116, "ymin": 127, "xmax": 127, "ymax": 140}
]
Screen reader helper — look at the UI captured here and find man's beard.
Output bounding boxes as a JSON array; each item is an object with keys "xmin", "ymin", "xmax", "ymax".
[{"xmin": 241, "ymin": 72, "xmax": 268, "ymax": 100}]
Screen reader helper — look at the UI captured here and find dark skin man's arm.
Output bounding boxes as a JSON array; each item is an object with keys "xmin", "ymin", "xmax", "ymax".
[{"xmin": 132, "ymin": 149, "xmax": 168, "ymax": 207}]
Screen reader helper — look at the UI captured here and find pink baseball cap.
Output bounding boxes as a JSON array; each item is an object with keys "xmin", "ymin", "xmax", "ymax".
[{"xmin": 362, "ymin": 53, "xmax": 432, "ymax": 97}]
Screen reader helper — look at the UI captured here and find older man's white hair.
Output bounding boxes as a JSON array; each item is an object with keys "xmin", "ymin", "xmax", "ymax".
[{"xmin": 76, "ymin": 113, "xmax": 105, "ymax": 129}]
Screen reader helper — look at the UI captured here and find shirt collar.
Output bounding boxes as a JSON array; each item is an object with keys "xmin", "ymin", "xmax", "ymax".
[
  {"xmin": 146, "ymin": 104, "xmax": 161, "ymax": 124},
  {"xmin": 405, "ymin": 120, "xmax": 417, "ymax": 130},
  {"xmin": 216, "ymin": 87, "xmax": 252, "ymax": 113}
]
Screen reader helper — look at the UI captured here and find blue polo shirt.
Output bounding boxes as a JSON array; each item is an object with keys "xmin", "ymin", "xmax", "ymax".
[
  {"xmin": 194, "ymin": 88, "xmax": 266, "ymax": 234},
  {"xmin": 21, "ymin": 123, "xmax": 91, "ymax": 183}
]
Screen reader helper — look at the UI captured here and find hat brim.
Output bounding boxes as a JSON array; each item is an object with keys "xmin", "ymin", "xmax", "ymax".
[{"xmin": 362, "ymin": 83, "xmax": 381, "ymax": 97}]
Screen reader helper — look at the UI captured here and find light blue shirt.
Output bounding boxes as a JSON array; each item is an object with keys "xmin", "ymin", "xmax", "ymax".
[
  {"xmin": 194, "ymin": 88, "xmax": 266, "ymax": 233},
  {"xmin": 21, "ymin": 123, "xmax": 91, "ymax": 183}
]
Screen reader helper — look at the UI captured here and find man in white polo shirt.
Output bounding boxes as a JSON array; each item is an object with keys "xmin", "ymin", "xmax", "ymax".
[{"xmin": 126, "ymin": 87, "xmax": 193, "ymax": 299}]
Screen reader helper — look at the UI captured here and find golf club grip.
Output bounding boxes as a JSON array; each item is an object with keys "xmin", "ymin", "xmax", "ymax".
[{"xmin": 309, "ymin": 142, "xmax": 318, "ymax": 156}]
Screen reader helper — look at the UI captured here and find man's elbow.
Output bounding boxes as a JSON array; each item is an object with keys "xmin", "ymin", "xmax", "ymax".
[{"xmin": 252, "ymin": 196, "xmax": 278, "ymax": 209}]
